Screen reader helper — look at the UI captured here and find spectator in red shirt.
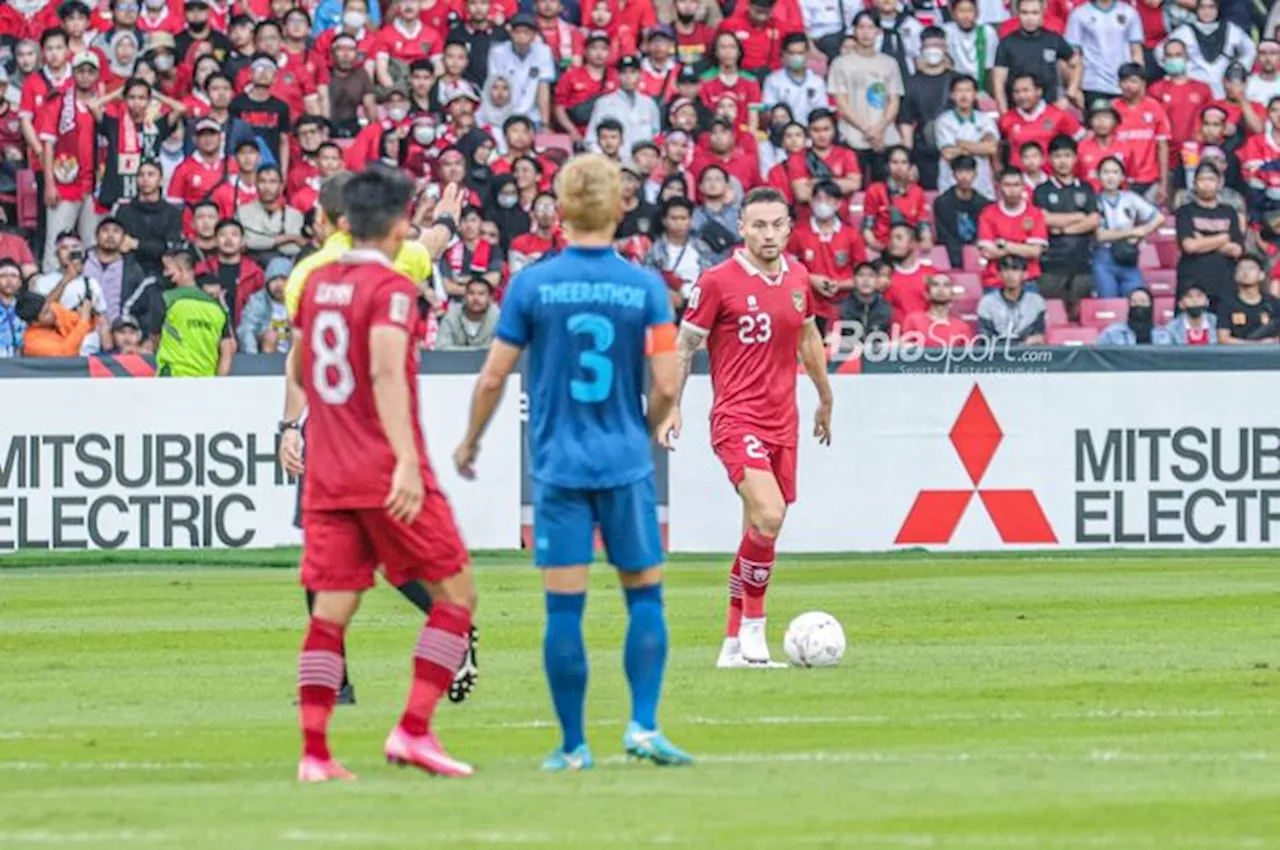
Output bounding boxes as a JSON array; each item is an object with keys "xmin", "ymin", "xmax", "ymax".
[
  {"xmin": 553, "ymin": 31, "xmax": 616, "ymax": 141},
  {"xmin": 535, "ymin": 0, "xmax": 584, "ymax": 70},
  {"xmin": 784, "ymin": 108, "xmax": 862, "ymax": 222},
  {"xmin": 671, "ymin": 0, "xmax": 715, "ymax": 67},
  {"xmin": 167, "ymin": 118, "xmax": 228, "ymax": 229},
  {"xmin": 1113, "ymin": 63, "xmax": 1171, "ymax": 205},
  {"xmin": 508, "ymin": 190, "xmax": 561, "ymax": 275},
  {"xmin": 699, "ymin": 31, "xmax": 762, "ymax": 132},
  {"xmin": 1214, "ymin": 63, "xmax": 1266, "ymax": 145},
  {"xmin": 38, "ymin": 51, "xmax": 101, "ymax": 272},
  {"xmin": 0, "ymin": 68, "xmax": 26, "ymax": 163},
  {"xmin": 691, "ymin": 116, "xmax": 759, "ymax": 195},
  {"xmin": 882, "ymin": 222, "xmax": 937, "ymax": 327},
  {"xmin": 209, "ymin": 139, "xmax": 261, "ymax": 219},
  {"xmin": 195, "ymin": 217, "xmax": 263, "ymax": 328},
  {"xmin": 143, "ymin": 32, "xmax": 192, "ymax": 100},
  {"xmin": 788, "ymin": 179, "xmax": 867, "ymax": 333},
  {"xmin": 861, "ymin": 145, "xmax": 933, "ymax": 253},
  {"xmin": 1150, "ymin": 39, "xmax": 1215, "ymax": 167},
  {"xmin": 977, "ymin": 168, "xmax": 1049, "ymax": 288},
  {"xmin": 20, "ymin": 28, "xmax": 72, "ymax": 177},
  {"xmin": 312, "ymin": 0, "xmax": 379, "ymax": 72},
  {"xmin": 998, "ymin": 72, "xmax": 1083, "ymax": 172},
  {"xmin": 900, "ymin": 275, "xmax": 973, "ymax": 348},
  {"xmin": 138, "ymin": 0, "xmax": 183, "ymax": 36},
  {"xmin": 374, "ymin": 0, "xmax": 445, "ymax": 92},
  {"xmin": 639, "ymin": 25, "xmax": 680, "ymax": 102},
  {"xmin": 718, "ymin": 0, "xmax": 798, "ymax": 79},
  {"xmin": 1076, "ymin": 100, "xmax": 1129, "ymax": 191},
  {"xmin": 234, "ymin": 20, "xmax": 320, "ymax": 122}
]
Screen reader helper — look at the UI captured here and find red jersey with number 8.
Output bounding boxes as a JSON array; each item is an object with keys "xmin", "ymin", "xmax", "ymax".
[
  {"xmin": 296, "ymin": 250, "xmax": 434, "ymax": 512},
  {"xmin": 682, "ymin": 251, "xmax": 813, "ymax": 447}
]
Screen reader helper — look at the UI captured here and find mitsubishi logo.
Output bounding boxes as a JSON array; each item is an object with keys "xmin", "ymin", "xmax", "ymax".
[{"xmin": 896, "ymin": 385, "xmax": 1056, "ymax": 545}]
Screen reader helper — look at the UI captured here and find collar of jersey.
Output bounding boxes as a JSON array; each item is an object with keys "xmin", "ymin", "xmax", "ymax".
[
  {"xmin": 340, "ymin": 248, "xmax": 394, "ymax": 267},
  {"xmin": 733, "ymin": 249, "xmax": 789, "ymax": 284}
]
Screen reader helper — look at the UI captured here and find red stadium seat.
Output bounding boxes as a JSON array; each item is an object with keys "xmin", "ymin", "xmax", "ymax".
[
  {"xmin": 1145, "ymin": 268, "xmax": 1177, "ymax": 294},
  {"xmin": 1138, "ymin": 242, "xmax": 1160, "ymax": 269},
  {"xmin": 961, "ymin": 245, "xmax": 982, "ymax": 272},
  {"xmin": 1047, "ymin": 325, "xmax": 1100, "ymax": 346},
  {"xmin": 16, "ymin": 168, "xmax": 37, "ymax": 231},
  {"xmin": 1044, "ymin": 298, "xmax": 1070, "ymax": 328},
  {"xmin": 535, "ymin": 132, "xmax": 573, "ymax": 154},
  {"xmin": 947, "ymin": 272, "xmax": 983, "ymax": 313},
  {"xmin": 927, "ymin": 245, "xmax": 952, "ymax": 270},
  {"xmin": 1155, "ymin": 239, "xmax": 1180, "ymax": 268},
  {"xmin": 847, "ymin": 191, "xmax": 866, "ymax": 214},
  {"xmin": 1080, "ymin": 297, "xmax": 1129, "ymax": 328},
  {"xmin": 977, "ymin": 94, "xmax": 998, "ymax": 113},
  {"xmin": 1154, "ymin": 295, "xmax": 1175, "ymax": 325},
  {"xmin": 806, "ymin": 55, "xmax": 828, "ymax": 77}
]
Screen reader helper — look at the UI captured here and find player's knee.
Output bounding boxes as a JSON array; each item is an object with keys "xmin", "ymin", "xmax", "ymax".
[
  {"xmin": 429, "ymin": 570, "xmax": 477, "ymax": 613},
  {"xmin": 751, "ymin": 503, "xmax": 785, "ymax": 537}
]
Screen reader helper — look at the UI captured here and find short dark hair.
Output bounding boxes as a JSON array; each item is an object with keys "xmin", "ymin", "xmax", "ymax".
[
  {"xmin": 318, "ymin": 171, "xmax": 352, "ymax": 223},
  {"xmin": 317, "ymin": 141, "xmax": 342, "ymax": 158},
  {"xmin": 782, "ymin": 32, "xmax": 808, "ymax": 51},
  {"xmin": 886, "ymin": 144, "xmax": 911, "ymax": 162},
  {"xmin": 663, "ymin": 196, "xmax": 695, "ymax": 217},
  {"xmin": 193, "ymin": 200, "xmax": 220, "ymax": 215},
  {"xmin": 740, "ymin": 186, "xmax": 788, "ymax": 213},
  {"xmin": 1048, "ymin": 134, "xmax": 1077, "ymax": 155},
  {"xmin": 40, "ymin": 27, "xmax": 68, "ymax": 47},
  {"xmin": 812, "ymin": 179, "xmax": 841, "ymax": 199},
  {"xmin": 256, "ymin": 164, "xmax": 282, "ymax": 179},
  {"xmin": 920, "ymin": 25, "xmax": 945, "ymax": 41},
  {"xmin": 1011, "ymin": 72, "xmax": 1040, "ymax": 89},
  {"xmin": 123, "ymin": 77, "xmax": 151, "ymax": 97},
  {"xmin": 343, "ymin": 168, "xmax": 415, "ymax": 241},
  {"xmin": 295, "ymin": 115, "xmax": 328, "ymax": 133},
  {"xmin": 215, "ymin": 218, "xmax": 243, "ymax": 234},
  {"xmin": 204, "ymin": 71, "xmax": 233, "ymax": 88},
  {"xmin": 952, "ymin": 154, "xmax": 978, "ymax": 172},
  {"xmin": 0, "ymin": 258, "xmax": 22, "ymax": 274},
  {"xmin": 138, "ymin": 159, "xmax": 163, "ymax": 175},
  {"xmin": 503, "ymin": 114, "xmax": 535, "ymax": 133},
  {"xmin": 1194, "ymin": 162, "xmax": 1222, "ymax": 181},
  {"xmin": 253, "ymin": 19, "xmax": 281, "ymax": 38},
  {"xmin": 597, "ymin": 118, "xmax": 623, "ymax": 135},
  {"xmin": 950, "ymin": 74, "xmax": 977, "ymax": 92},
  {"xmin": 1019, "ymin": 140, "xmax": 1043, "ymax": 155},
  {"xmin": 808, "ymin": 108, "xmax": 837, "ymax": 128},
  {"xmin": 1000, "ymin": 168, "xmax": 1025, "ymax": 182},
  {"xmin": 1237, "ymin": 253, "xmax": 1267, "ymax": 274}
]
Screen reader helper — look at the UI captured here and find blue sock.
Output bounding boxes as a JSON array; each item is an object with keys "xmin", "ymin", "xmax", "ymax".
[
  {"xmin": 543, "ymin": 591, "xmax": 588, "ymax": 753},
  {"xmin": 623, "ymin": 584, "xmax": 667, "ymax": 732}
]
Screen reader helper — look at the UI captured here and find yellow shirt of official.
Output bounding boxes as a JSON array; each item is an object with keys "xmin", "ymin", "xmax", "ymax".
[{"xmin": 285, "ymin": 233, "xmax": 435, "ymax": 320}]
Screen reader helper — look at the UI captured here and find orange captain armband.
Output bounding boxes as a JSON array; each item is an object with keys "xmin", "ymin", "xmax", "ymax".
[{"xmin": 645, "ymin": 322, "xmax": 678, "ymax": 356}]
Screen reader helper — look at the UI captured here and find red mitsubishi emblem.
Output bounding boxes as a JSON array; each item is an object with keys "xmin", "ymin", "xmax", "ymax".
[{"xmin": 895, "ymin": 385, "xmax": 1056, "ymax": 545}]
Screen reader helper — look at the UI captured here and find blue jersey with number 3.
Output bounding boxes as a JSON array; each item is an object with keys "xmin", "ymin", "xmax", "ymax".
[{"xmin": 495, "ymin": 245, "xmax": 673, "ymax": 490}]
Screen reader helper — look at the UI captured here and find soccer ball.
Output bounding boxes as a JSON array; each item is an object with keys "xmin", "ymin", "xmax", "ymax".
[{"xmin": 783, "ymin": 612, "xmax": 846, "ymax": 668}]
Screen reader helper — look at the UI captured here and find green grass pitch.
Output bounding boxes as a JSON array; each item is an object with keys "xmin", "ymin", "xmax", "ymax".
[{"xmin": 2, "ymin": 549, "xmax": 1279, "ymax": 849}]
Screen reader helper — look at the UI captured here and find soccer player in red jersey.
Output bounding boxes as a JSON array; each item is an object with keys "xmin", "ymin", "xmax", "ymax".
[
  {"xmin": 977, "ymin": 169, "xmax": 1049, "ymax": 289},
  {"xmin": 282, "ymin": 168, "xmax": 477, "ymax": 782},
  {"xmin": 660, "ymin": 188, "xmax": 833, "ymax": 668}
]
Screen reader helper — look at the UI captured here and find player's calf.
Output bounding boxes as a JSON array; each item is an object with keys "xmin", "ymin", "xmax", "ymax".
[{"xmin": 296, "ymin": 590, "xmax": 361, "ymax": 780}]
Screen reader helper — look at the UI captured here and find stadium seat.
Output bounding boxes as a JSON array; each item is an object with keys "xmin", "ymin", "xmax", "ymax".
[
  {"xmin": 1154, "ymin": 295, "xmax": 1175, "ymax": 325},
  {"xmin": 948, "ymin": 272, "xmax": 983, "ymax": 313},
  {"xmin": 1044, "ymin": 298, "xmax": 1070, "ymax": 328},
  {"xmin": 961, "ymin": 245, "xmax": 982, "ymax": 272},
  {"xmin": 16, "ymin": 168, "xmax": 37, "ymax": 231},
  {"xmin": 977, "ymin": 94, "xmax": 998, "ymax": 113},
  {"xmin": 806, "ymin": 55, "xmax": 829, "ymax": 76},
  {"xmin": 927, "ymin": 245, "xmax": 952, "ymax": 270},
  {"xmin": 1138, "ymin": 242, "xmax": 1160, "ymax": 269},
  {"xmin": 848, "ymin": 191, "xmax": 866, "ymax": 214},
  {"xmin": 1080, "ymin": 298, "xmax": 1129, "ymax": 328},
  {"xmin": 1047, "ymin": 325, "xmax": 1100, "ymax": 345},
  {"xmin": 1145, "ymin": 268, "xmax": 1177, "ymax": 294},
  {"xmin": 1155, "ymin": 239, "xmax": 1180, "ymax": 268},
  {"xmin": 535, "ymin": 132, "xmax": 573, "ymax": 154}
]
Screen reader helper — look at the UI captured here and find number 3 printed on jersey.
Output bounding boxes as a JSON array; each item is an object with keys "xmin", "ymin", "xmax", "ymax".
[
  {"xmin": 312, "ymin": 311, "xmax": 355, "ymax": 405},
  {"xmin": 737, "ymin": 313, "xmax": 772, "ymax": 344},
  {"xmin": 567, "ymin": 312, "xmax": 615, "ymax": 403}
]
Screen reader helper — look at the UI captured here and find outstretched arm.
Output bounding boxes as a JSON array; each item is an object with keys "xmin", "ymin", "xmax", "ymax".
[{"xmin": 799, "ymin": 319, "xmax": 832, "ymax": 445}]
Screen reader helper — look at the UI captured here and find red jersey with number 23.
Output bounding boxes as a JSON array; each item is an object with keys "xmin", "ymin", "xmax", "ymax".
[
  {"xmin": 296, "ymin": 250, "xmax": 435, "ymax": 512},
  {"xmin": 682, "ymin": 250, "xmax": 813, "ymax": 447}
]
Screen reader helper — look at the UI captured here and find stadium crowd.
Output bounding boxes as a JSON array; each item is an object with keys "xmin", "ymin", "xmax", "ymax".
[{"xmin": 2, "ymin": 0, "xmax": 1280, "ymax": 370}]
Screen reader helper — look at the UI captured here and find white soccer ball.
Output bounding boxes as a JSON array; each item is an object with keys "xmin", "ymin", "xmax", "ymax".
[{"xmin": 783, "ymin": 612, "xmax": 846, "ymax": 668}]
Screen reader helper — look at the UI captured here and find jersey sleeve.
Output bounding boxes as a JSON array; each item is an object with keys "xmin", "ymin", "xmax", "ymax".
[
  {"xmin": 644, "ymin": 270, "xmax": 676, "ymax": 328},
  {"xmin": 1028, "ymin": 210, "xmax": 1049, "ymax": 245},
  {"xmin": 680, "ymin": 267, "xmax": 722, "ymax": 334},
  {"xmin": 493, "ymin": 271, "xmax": 533, "ymax": 346},
  {"xmin": 369, "ymin": 274, "xmax": 420, "ymax": 333}
]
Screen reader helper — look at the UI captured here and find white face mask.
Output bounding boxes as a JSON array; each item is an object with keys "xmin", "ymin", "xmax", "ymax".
[
  {"xmin": 811, "ymin": 201, "xmax": 837, "ymax": 221},
  {"xmin": 413, "ymin": 124, "xmax": 435, "ymax": 145},
  {"xmin": 922, "ymin": 47, "xmax": 945, "ymax": 66},
  {"xmin": 497, "ymin": 194, "xmax": 518, "ymax": 209},
  {"xmin": 145, "ymin": 0, "xmax": 166, "ymax": 9},
  {"xmin": 342, "ymin": 11, "xmax": 366, "ymax": 30},
  {"xmin": 153, "ymin": 54, "xmax": 174, "ymax": 72},
  {"xmin": 386, "ymin": 106, "xmax": 408, "ymax": 122}
]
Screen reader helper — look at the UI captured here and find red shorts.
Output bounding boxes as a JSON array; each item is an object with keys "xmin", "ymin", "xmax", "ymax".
[
  {"xmin": 300, "ymin": 492, "xmax": 468, "ymax": 592},
  {"xmin": 712, "ymin": 428, "xmax": 797, "ymax": 504}
]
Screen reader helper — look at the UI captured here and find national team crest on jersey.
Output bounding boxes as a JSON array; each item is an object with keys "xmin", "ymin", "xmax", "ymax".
[
  {"xmin": 792, "ymin": 290, "xmax": 805, "ymax": 312},
  {"xmin": 835, "ymin": 250, "xmax": 849, "ymax": 266},
  {"xmin": 1022, "ymin": 217, "xmax": 1034, "ymax": 231},
  {"xmin": 1074, "ymin": 191, "xmax": 1087, "ymax": 205}
]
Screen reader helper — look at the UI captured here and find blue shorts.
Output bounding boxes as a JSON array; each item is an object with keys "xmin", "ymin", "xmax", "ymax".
[{"xmin": 532, "ymin": 476, "xmax": 663, "ymax": 570}]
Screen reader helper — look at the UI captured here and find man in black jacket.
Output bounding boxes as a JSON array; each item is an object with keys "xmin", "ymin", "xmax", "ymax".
[
  {"xmin": 115, "ymin": 161, "xmax": 183, "ymax": 278},
  {"xmin": 85, "ymin": 216, "xmax": 165, "ymax": 343},
  {"xmin": 932, "ymin": 155, "xmax": 991, "ymax": 269}
]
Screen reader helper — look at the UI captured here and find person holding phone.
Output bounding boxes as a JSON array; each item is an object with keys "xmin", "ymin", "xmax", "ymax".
[{"xmin": 28, "ymin": 231, "xmax": 108, "ymax": 355}]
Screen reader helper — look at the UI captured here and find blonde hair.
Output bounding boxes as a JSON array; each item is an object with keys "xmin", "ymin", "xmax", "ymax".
[{"xmin": 554, "ymin": 154, "xmax": 622, "ymax": 238}]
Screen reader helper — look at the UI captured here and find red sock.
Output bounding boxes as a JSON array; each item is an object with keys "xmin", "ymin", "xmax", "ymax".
[
  {"xmin": 400, "ymin": 601, "xmax": 473, "ymax": 737},
  {"xmin": 738, "ymin": 528, "xmax": 776, "ymax": 620},
  {"xmin": 298, "ymin": 616, "xmax": 346, "ymax": 761},
  {"xmin": 725, "ymin": 562, "xmax": 743, "ymax": 638}
]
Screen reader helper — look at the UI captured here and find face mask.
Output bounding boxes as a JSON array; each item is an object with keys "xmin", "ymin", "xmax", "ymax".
[
  {"xmin": 922, "ymin": 47, "xmax": 945, "ymax": 66},
  {"xmin": 1164, "ymin": 57, "xmax": 1187, "ymax": 76},
  {"xmin": 1128, "ymin": 306, "xmax": 1153, "ymax": 326},
  {"xmin": 1194, "ymin": 19, "xmax": 1219, "ymax": 34},
  {"xmin": 785, "ymin": 53, "xmax": 806, "ymax": 71},
  {"xmin": 413, "ymin": 125, "xmax": 435, "ymax": 145},
  {"xmin": 145, "ymin": 0, "xmax": 166, "ymax": 8},
  {"xmin": 769, "ymin": 125, "xmax": 786, "ymax": 146},
  {"xmin": 386, "ymin": 106, "xmax": 408, "ymax": 122},
  {"xmin": 811, "ymin": 201, "xmax": 836, "ymax": 221},
  {"xmin": 1185, "ymin": 305, "xmax": 1206, "ymax": 318},
  {"xmin": 343, "ymin": 10, "xmax": 366, "ymax": 29},
  {"xmin": 676, "ymin": 12, "xmax": 695, "ymax": 24},
  {"xmin": 470, "ymin": 164, "xmax": 492, "ymax": 182},
  {"xmin": 497, "ymin": 194, "xmax": 519, "ymax": 209},
  {"xmin": 153, "ymin": 54, "xmax": 174, "ymax": 72}
]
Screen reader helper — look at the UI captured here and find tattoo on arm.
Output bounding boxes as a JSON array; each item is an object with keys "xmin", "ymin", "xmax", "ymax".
[{"xmin": 673, "ymin": 324, "xmax": 707, "ymax": 404}]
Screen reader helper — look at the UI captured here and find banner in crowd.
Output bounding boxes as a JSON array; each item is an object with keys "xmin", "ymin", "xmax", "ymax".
[
  {"xmin": 0, "ymin": 376, "xmax": 522, "ymax": 552},
  {"xmin": 668, "ymin": 372, "xmax": 1280, "ymax": 552}
]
